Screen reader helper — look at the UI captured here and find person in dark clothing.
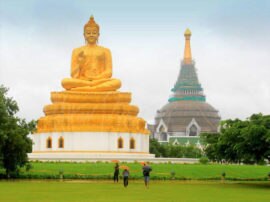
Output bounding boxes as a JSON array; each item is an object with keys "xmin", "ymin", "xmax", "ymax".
[
  {"xmin": 122, "ymin": 169, "xmax": 129, "ymax": 187},
  {"xmin": 113, "ymin": 163, "xmax": 119, "ymax": 183},
  {"xmin": 142, "ymin": 163, "xmax": 152, "ymax": 188}
]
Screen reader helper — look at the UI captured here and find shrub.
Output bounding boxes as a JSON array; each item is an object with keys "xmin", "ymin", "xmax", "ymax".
[
  {"xmin": 221, "ymin": 172, "xmax": 226, "ymax": 178},
  {"xmin": 25, "ymin": 163, "xmax": 33, "ymax": 172},
  {"xmin": 59, "ymin": 169, "xmax": 64, "ymax": 179},
  {"xmin": 257, "ymin": 159, "xmax": 267, "ymax": 165},
  {"xmin": 170, "ymin": 171, "xmax": 176, "ymax": 179},
  {"xmin": 199, "ymin": 157, "xmax": 209, "ymax": 164}
]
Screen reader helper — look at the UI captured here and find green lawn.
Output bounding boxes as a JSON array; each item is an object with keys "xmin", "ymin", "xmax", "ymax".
[
  {"xmin": 0, "ymin": 180, "xmax": 269, "ymax": 202},
  {"xmin": 13, "ymin": 162, "xmax": 270, "ymax": 180},
  {"xmin": 1, "ymin": 162, "xmax": 269, "ymax": 180}
]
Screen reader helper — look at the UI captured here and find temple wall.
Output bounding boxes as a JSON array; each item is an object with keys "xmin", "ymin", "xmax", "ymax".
[{"xmin": 32, "ymin": 132, "xmax": 149, "ymax": 153}]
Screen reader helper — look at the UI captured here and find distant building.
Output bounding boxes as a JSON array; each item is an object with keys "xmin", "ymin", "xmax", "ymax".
[{"xmin": 148, "ymin": 29, "xmax": 220, "ymax": 147}]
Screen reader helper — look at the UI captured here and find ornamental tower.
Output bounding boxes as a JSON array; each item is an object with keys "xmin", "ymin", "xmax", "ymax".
[
  {"xmin": 169, "ymin": 29, "xmax": 205, "ymax": 103},
  {"xmin": 150, "ymin": 29, "xmax": 220, "ymax": 146}
]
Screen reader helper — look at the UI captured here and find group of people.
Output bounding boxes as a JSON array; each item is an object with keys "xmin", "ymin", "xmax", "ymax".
[{"xmin": 113, "ymin": 163, "xmax": 152, "ymax": 188}]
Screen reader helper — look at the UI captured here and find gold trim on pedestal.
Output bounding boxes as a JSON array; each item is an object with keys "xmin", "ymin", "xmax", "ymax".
[
  {"xmin": 51, "ymin": 91, "xmax": 131, "ymax": 103},
  {"xmin": 44, "ymin": 103, "xmax": 139, "ymax": 116},
  {"xmin": 37, "ymin": 114, "xmax": 149, "ymax": 134}
]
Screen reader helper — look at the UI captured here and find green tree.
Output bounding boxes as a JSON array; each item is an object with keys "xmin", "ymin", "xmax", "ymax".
[
  {"xmin": 149, "ymin": 138, "xmax": 161, "ymax": 157},
  {"xmin": 201, "ymin": 114, "xmax": 270, "ymax": 164},
  {"xmin": 168, "ymin": 145, "xmax": 184, "ymax": 158},
  {"xmin": 149, "ymin": 138, "xmax": 203, "ymax": 158},
  {"xmin": 200, "ymin": 133, "xmax": 221, "ymax": 162},
  {"xmin": 239, "ymin": 114, "xmax": 270, "ymax": 163},
  {"xmin": 0, "ymin": 85, "xmax": 35, "ymax": 177},
  {"xmin": 183, "ymin": 145, "xmax": 202, "ymax": 158}
]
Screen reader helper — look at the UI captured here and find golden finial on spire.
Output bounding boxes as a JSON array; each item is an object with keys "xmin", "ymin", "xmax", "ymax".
[
  {"xmin": 184, "ymin": 28, "xmax": 192, "ymax": 36},
  {"xmin": 84, "ymin": 15, "xmax": 100, "ymax": 32},
  {"xmin": 183, "ymin": 28, "xmax": 192, "ymax": 64}
]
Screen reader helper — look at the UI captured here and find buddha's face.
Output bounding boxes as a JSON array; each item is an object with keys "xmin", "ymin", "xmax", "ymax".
[{"xmin": 84, "ymin": 27, "xmax": 99, "ymax": 45}]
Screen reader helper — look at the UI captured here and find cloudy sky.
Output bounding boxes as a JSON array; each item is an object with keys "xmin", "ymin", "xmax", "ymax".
[{"xmin": 1, "ymin": 0, "xmax": 270, "ymax": 123}]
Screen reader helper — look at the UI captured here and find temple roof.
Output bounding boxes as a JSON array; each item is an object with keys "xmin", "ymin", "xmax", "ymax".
[{"xmin": 155, "ymin": 101, "xmax": 220, "ymax": 132}]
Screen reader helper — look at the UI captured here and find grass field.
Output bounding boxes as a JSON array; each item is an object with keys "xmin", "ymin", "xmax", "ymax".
[
  {"xmin": 2, "ymin": 162, "xmax": 268, "ymax": 180},
  {"xmin": 28, "ymin": 162, "xmax": 270, "ymax": 179},
  {"xmin": 0, "ymin": 180, "xmax": 269, "ymax": 202}
]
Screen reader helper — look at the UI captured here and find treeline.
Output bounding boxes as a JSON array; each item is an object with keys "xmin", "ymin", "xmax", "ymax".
[
  {"xmin": 150, "ymin": 138, "xmax": 203, "ymax": 158},
  {"xmin": 0, "ymin": 85, "xmax": 36, "ymax": 178},
  {"xmin": 201, "ymin": 113, "xmax": 270, "ymax": 164}
]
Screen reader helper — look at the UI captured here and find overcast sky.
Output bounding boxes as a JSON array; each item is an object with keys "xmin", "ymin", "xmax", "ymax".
[{"xmin": 1, "ymin": 0, "xmax": 270, "ymax": 123}]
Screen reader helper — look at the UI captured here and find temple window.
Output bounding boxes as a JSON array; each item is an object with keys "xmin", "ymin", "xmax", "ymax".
[
  {"xmin": 118, "ymin": 137, "xmax": 123, "ymax": 149},
  {"xmin": 58, "ymin": 137, "xmax": 64, "ymax": 148},
  {"xmin": 159, "ymin": 125, "xmax": 165, "ymax": 133},
  {"xmin": 130, "ymin": 138, "xmax": 135, "ymax": 149},
  {"xmin": 189, "ymin": 125, "xmax": 198, "ymax": 136},
  {"xmin": 160, "ymin": 132, "xmax": 168, "ymax": 141},
  {"xmin": 46, "ymin": 137, "xmax": 52, "ymax": 148}
]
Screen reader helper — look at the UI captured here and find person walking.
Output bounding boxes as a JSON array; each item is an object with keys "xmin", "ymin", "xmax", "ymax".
[
  {"xmin": 142, "ymin": 163, "xmax": 152, "ymax": 188},
  {"xmin": 122, "ymin": 168, "xmax": 129, "ymax": 187},
  {"xmin": 113, "ymin": 163, "xmax": 119, "ymax": 183}
]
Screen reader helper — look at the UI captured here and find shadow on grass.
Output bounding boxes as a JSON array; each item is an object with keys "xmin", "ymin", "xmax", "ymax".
[{"xmin": 233, "ymin": 182, "xmax": 270, "ymax": 190}]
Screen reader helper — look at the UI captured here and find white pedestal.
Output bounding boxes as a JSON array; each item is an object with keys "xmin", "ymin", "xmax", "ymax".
[{"xmin": 29, "ymin": 132, "xmax": 155, "ymax": 161}]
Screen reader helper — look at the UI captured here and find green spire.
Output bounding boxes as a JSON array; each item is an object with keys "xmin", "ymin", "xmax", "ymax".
[
  {"xmin": 169, "ymin": 30, "xmax": 205, "ymax": 103},
  {"xmin": 169, "ymin": 62, "xmax": 206, "ymax": 102}
]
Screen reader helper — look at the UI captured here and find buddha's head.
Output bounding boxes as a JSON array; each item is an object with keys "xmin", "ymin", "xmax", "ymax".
[{"xmin": 84, "ymin": 16, "xmax": 100, "ymax": 45}]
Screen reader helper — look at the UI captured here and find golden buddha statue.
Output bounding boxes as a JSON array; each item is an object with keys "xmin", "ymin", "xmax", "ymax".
[
  {"xmin": 36, "ymin": 16, "xmax": 149, "ymax": 135},
  {"xmin": 62, "ymin": 16, "xmax": 121, "ymax": 92}
]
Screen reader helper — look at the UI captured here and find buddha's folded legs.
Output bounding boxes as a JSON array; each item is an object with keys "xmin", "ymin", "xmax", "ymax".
[{"xmin": 62, "ymin": 78, "xmax": 121, "ymax": 91}]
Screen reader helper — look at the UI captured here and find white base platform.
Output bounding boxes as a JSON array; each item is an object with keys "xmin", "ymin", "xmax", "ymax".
[{"xmin": 28, "ymin": 152, "xmax": 199, "ymax": 163}]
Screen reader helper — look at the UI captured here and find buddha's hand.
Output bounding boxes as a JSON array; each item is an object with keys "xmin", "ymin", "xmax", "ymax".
[
  {"xmin": 77, "ymin": 51, "xmax": 86, "ymax": 65},
  {"xmin": 72, "ymin": 51, "xmax": 86, "ymax": 78}
]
